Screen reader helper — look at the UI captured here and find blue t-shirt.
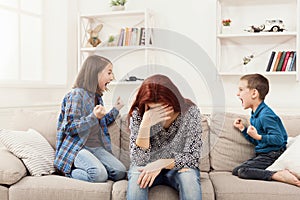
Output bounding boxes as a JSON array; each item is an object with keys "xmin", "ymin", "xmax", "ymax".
[{"xmin": 241, "ymin": 101, "xmax": 287, "ymax": 153}]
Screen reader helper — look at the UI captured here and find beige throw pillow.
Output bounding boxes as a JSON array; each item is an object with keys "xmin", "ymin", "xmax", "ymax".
[
  {"xmin": 266, "ymin": 135, "xmax": 300, "ymax": 177},
  {"xmin": 0, "ymin": 147, "xmax": 27, "ymax": 185},
  {"xmin": 0, "ymin": 129, "xmax": 55, "ymax": 176}
]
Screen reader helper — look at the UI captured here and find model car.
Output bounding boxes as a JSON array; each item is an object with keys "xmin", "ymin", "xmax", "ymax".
[
  {"xmin": 245, "ymin": 19, "xmax": 285, "ymax": 33},
  {"xmin": 263, "ymin": 19, "xmax": 285, "ymax": 32}
]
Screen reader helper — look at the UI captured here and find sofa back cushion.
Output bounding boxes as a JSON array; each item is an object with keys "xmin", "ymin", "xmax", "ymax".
[
  {"xmin": 210, "ymin": 112, "xmax": 254, "ymax": 172},
  {"xmin": 209, "ymin": 112, "xmax": 300, "ymax": 172},
  {"xmin": 280, "ymin": 115, "xmax": 300, "ymax": 137},
  {"xmin": 11, "ymin": 110, "xmax": 59, "ymax": 149},
  {"xmin": 108, "ymin": 116, "xmax": 121, "ymax": 159},
  {"xmin": 11, "ymin": 109, "xmax": 122, "ymax": 159},
  {"xmin": 119, "ymin": 115, "xmax": 130, "ymax": 170},
  {"xmin": 119, "ymin": 114, "xmax": 211, "ymax": 172}
]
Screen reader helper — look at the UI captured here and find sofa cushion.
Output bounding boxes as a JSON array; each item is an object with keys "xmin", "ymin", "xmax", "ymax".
[
  {"xmin": 119, "ymin": 114, "xmax": 210, "ymax": 172},
  {"xmin": 119, "ymin": 115, "xmax": 131, "ymax": 170},
  {"xmin": 0, "ymin": 185, "xmax": 8, "ymax": 200},
  {"xmin": 0, "ymin": 129, "xmax": 55, "ymax": 176},
  {"xmin": 280, "ymin": 115, "xmax": 300, "ymax": 137},
  {"xmin": 199, "ymin": 115, "xmax": 210, "ymax": 172},
  {"xmin": 108, "ymin": 115, "xmax": 121, "ymax": 159},
  {"xmin": 210, "ymin": 112, "xmax": 254, "ymax": 171},
  {"xmin": 111, "ymin": 172, "xmax": 214, "ymax": 200},
  {"xmin": 11, "ymin": 110, "xmax": 59, "ymax": 149},
  {"xmin": 9, "ymin": 175, "xmax": 113, "ymax": 200},
  {"xmin": 209, "ymin": 171, "xmax": 300, "ymax": 200},
  {"xmin": 112, "ymin": 180, "xmax": 179, "ymax": 200},
  {"xmin": 0, "ymin": 147, "xmax": 27, "ymax": 185},
  {"xmin": 267, "ymin": 135, "xmax": 300, "ymax": 177}
]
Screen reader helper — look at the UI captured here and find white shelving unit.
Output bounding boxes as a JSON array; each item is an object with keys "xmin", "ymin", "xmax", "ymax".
[
  {"xmin": 78, "ymin": 9, "xmax": 154, "ymax": 114},
  {"xmin": 78, "ymin": 9, "xmax": 154, "ymax": 74},
  {"xmin": 216, "ymin": 0, "xmax": 299, "ymax": 81}
]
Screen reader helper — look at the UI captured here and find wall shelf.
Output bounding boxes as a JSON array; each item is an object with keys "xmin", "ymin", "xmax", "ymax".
[{"xmin": 216, "ymin": 0, "xmax": 299, "ymax": 80}]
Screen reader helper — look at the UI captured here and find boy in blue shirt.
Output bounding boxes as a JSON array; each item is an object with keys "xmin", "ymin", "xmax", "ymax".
[{"xmin": 232, "ymin": 73, "xmax": 300, "ymax": 187}]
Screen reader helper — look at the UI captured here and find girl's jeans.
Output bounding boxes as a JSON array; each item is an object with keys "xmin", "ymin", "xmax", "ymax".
[
  {"xmin": 127, "ymin": 165, "xmax": 202, "ymax": 200},
  {"xmin": 232, "ymin": 148, "xmax": 285, "ymax": 181},
  {"xmin": 71, "ymin": 146, "xmax": 126, "ymax": 182}
]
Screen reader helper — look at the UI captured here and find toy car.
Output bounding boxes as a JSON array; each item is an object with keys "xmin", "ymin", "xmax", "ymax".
[
  {"xmin": 263, "ymin": 19, "xmax": 285, "ymax": 32},
  {"xmin": 245, "ymin": 19, "xmax": 285, "ymax": 33}
]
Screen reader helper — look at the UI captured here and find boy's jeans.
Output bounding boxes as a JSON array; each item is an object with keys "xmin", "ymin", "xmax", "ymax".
[
  {"xmin": 127, "ymin": 166, "xmax": 202, "ymax": 200},
  {"xmin": 232, "ymin": 148, "xmax": 285, "ymax": 180},
  {"xmin": 71, "ymin": 146, "xmax": 126, "ymax": 182}
]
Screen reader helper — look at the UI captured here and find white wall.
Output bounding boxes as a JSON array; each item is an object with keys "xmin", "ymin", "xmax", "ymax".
[
  {"xmin": 0, "ymin": 0, "xmax": 78, "ymax": 128},
  {"xmin": 1, "ymin": 0, "xmax": 299, "ymax": 129},
  {"xmin": 79, "ymin": 0, "xmax": 300, "ymax": 115}
]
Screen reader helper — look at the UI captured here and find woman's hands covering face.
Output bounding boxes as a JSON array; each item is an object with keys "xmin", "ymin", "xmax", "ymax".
[{"xmin": 141, "ymin": 103, "xmax": 173, "ymax": 127}]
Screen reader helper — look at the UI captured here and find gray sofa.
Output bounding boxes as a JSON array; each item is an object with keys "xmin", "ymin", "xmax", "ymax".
[{"xmin": 1, "ymin": 109, "xmax": 300, "ymax": 200}]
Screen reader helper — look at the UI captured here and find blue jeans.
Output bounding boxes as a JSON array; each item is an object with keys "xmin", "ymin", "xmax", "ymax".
[
  {"xmin": 71, "ymin": 146, "xmax": 126, "ymax": 182},
  {"xmin": 127, "ymin": 166, "xmax": 202, "ymax": 200},
  {"xmin": 232, "ymin": 148, "xmax": 284, "ymax": 181}
]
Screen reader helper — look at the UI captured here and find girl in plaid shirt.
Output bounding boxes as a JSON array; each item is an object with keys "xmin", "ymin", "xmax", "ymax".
[{"xmin": 54, "ymin": 55, "xmax": 126, "ymax": 182}]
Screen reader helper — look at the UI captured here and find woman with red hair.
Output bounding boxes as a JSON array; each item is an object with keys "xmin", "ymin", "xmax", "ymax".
[{"xmin": 127, "ymin": 74, "xmax": 202, "ymax": 200}]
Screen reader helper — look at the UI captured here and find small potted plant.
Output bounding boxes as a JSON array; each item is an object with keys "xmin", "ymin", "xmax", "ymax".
[
  {"xmin": 222, "ymin": 19, "xmax": 231, "ymax": 26},
  {"xmin": 110, "ymin": 0, "xmax": 127, "ymax": 11},
  {"xmin": 107, "ymin": 35, "xmax": 115, "ymax": 46},
  {"xmin": 221, "ymin": 18, "xmax": 232, "ymax": 34}
]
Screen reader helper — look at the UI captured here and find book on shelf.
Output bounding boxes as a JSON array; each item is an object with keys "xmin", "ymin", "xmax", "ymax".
[
  {"xmin": 130, "ymin": 28, "xmax": 139, "ymax": 46},
  {"xmin": 284, "ymin": 51, "xmax": 294, "ymax": 71},
  {"xmin": 281, "ymin": 51, "xmax": 291, "ymax": 71},
  {"xmin": 272, "ymin": 51, "xmax": 282, "ymax": 71},
  {"xmin": 117, "ymin": 28, "xmax": 125, "ymax": 46},
  {"xmin": 124, "ymin": 27, "xmax": 132, "ymax": 46},
  {"xmin": 276, "ymin": 51, "xmax": 286, "ymax": 71},
  {"xmin": 266, "ymin": 51, "xmax": 276, "ymax": 72},
  {"xmin": 139, "ymin": 27, "xmax": 146, "ymax": 45},
  {"xmin": 289, "ymin": 51, "xmax": 297, "ymax": 71}
]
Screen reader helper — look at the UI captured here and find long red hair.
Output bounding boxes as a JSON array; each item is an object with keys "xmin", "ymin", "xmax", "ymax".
[{"xmin": 129, "ymin": 74, "xmax": 195, "ymax": 117}]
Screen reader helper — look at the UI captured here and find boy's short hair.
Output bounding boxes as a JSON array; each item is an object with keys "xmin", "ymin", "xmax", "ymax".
[{"xmin": 240, "ymin": 73, "xmax": 269, "ymax": 100}]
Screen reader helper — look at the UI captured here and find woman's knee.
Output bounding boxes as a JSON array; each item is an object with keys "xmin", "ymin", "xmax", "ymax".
[
  {"xmin": 177, "ymin": 168, "xmax": 200, "ymax": 182},
  {"xmin": 128, "ymin": 166, "xmax": 141, "ymax": 180},
  {"xmin": 176, "ymin": 169, "xmax": 202, "ymax": 199},
  {"xmin": 127, "ymin": 166, "xmax": 148, "ymax": 200},
  {"xmin": 87, "ymin": 166, "xmax": 108, "ymax": 182}
]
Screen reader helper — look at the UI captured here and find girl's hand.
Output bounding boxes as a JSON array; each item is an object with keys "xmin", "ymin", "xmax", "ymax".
[
  {"xmin": 233, "ymin": 118, "xmax": 245, "ymax": 131},
  {"xmin": 141, "ymin": 104, "xmax": 173, "ymax": 127},
  {"xmin": 93, "ymin": 105, "xmax": 106, "ymax": 119},
  {"xmin": 114, "ymin": 96, "xmax": 124, "ymax": 111}
]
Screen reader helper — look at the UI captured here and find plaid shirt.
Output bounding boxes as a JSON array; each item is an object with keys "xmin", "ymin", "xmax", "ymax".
[{"xmin": 54, "ymin": 88, "xmax": 119, "ymax": 175}]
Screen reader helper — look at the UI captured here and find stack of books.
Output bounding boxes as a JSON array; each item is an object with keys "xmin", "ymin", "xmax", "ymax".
[
  {"xmin": 116, "ymin": 27, "xmax": 149, "ymax": 47},
  {"xmin": 266, "ymin": 51, "xmax": 297, "ymax": 72}
]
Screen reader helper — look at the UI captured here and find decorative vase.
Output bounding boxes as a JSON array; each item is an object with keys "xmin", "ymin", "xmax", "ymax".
[
  {"xmin": 112, "ymin": 5, "xmax": 125, "ymax": 11},
  {"xmin": 222, "ymin": 26, "xmax": 231, "ymax": 34}
]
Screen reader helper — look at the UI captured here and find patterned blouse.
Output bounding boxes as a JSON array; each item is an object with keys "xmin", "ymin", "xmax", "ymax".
[{"xmin": 129, "ymin": 105, "xmax": 202, "ymax": 170}]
